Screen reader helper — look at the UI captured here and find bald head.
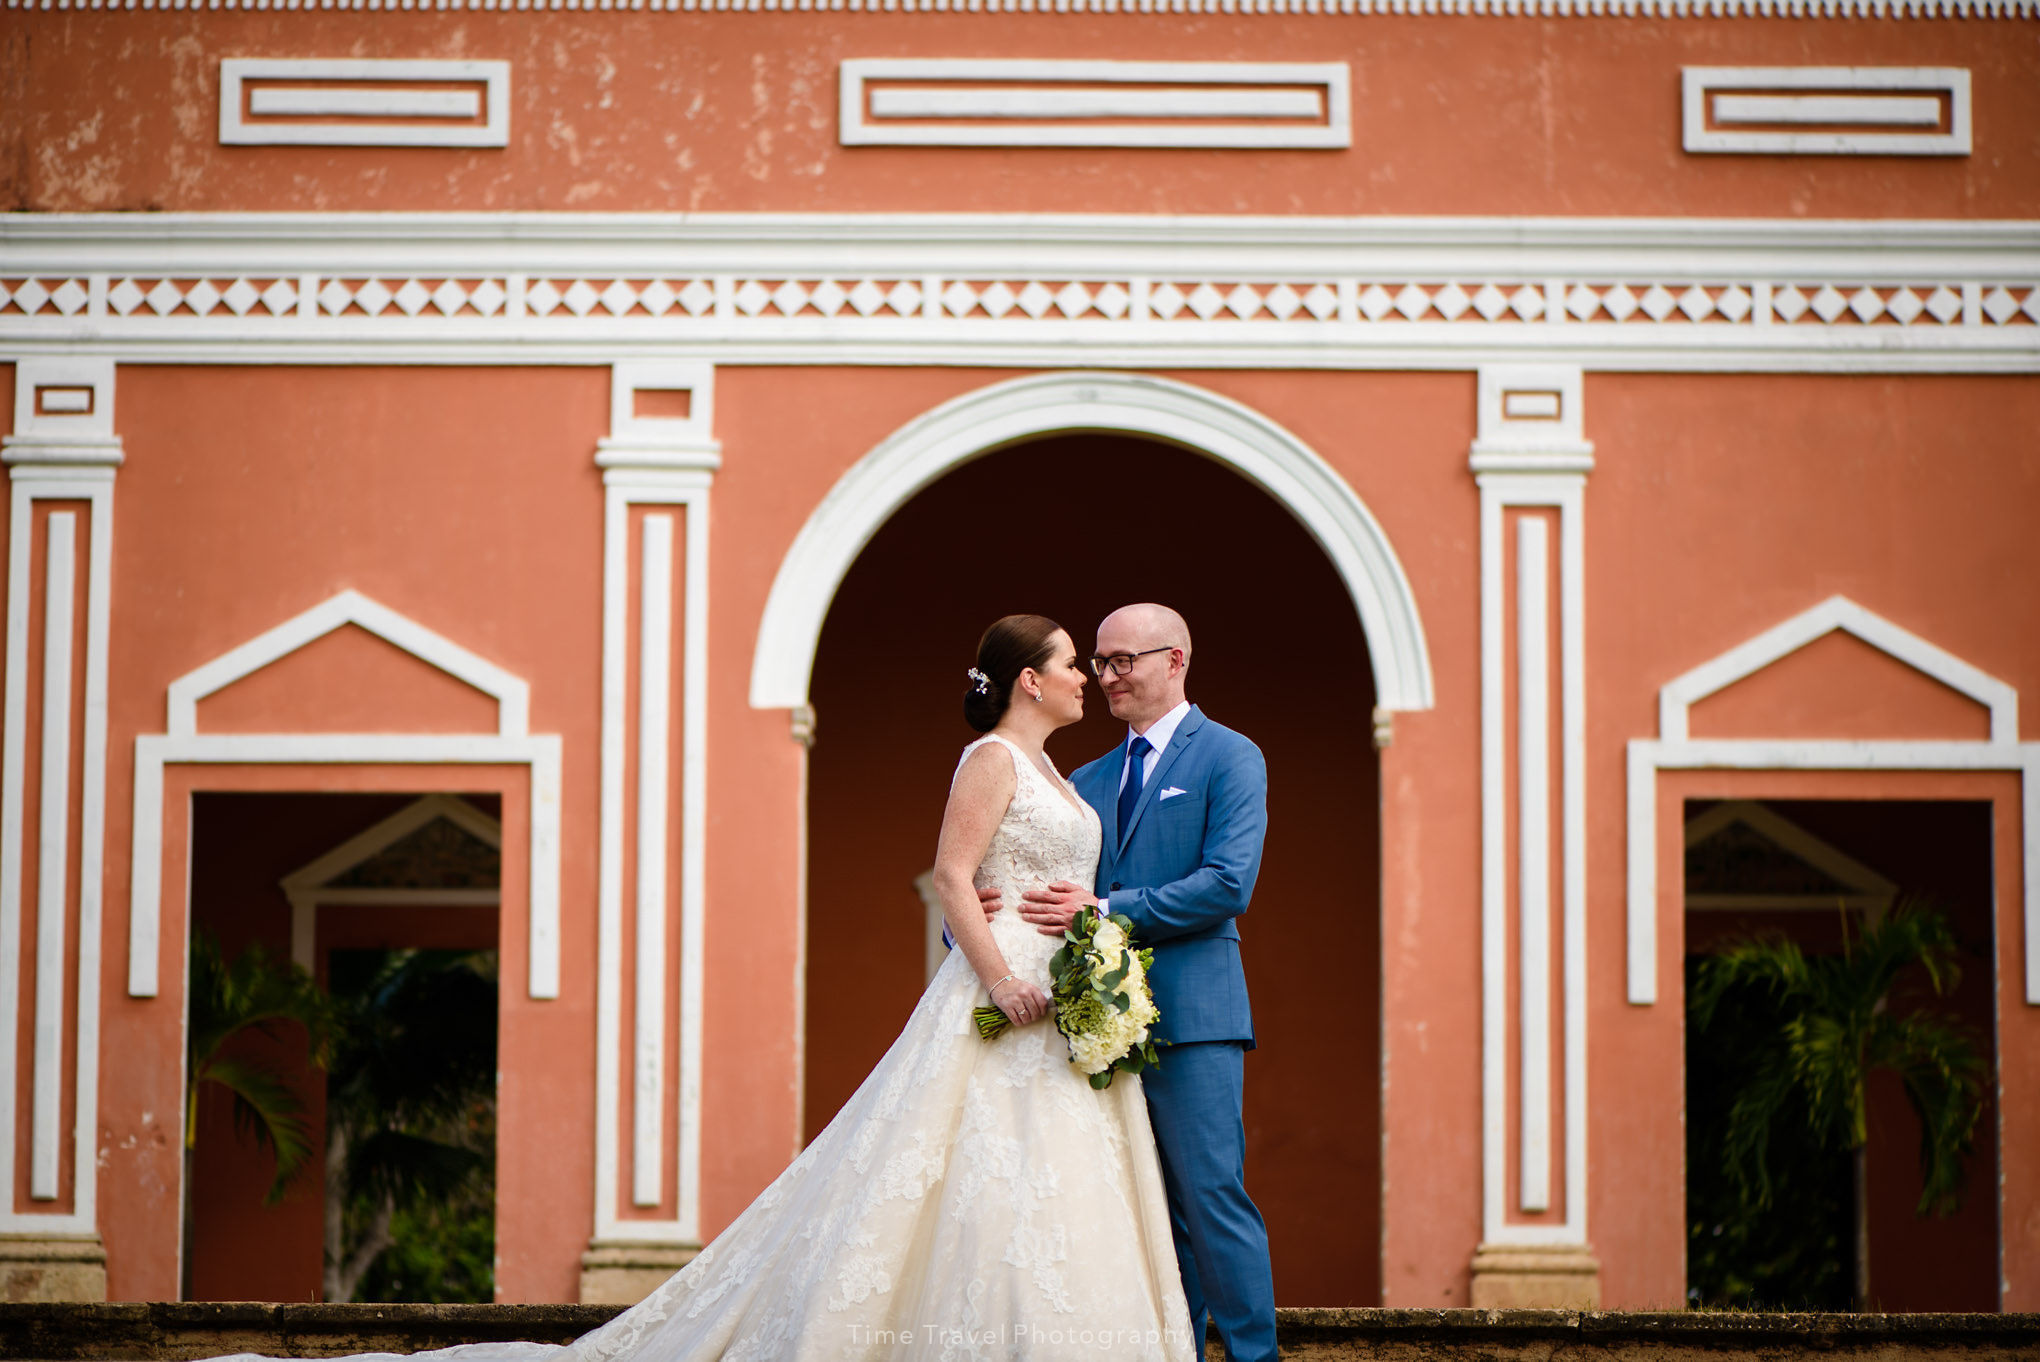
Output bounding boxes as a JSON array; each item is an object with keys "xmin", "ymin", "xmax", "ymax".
[
  {"xmin": 1094, "ymin": 604, "xmax": 1191, "ymax": 731},
  {"xmin": 1098, "ymin": 603, "xmax": 1192, "ymax": 660}
]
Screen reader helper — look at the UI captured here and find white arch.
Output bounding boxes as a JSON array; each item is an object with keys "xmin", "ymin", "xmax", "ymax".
[{"xmin": 749, "ymin": 371, "xmax": 1435, "ymax": 713}]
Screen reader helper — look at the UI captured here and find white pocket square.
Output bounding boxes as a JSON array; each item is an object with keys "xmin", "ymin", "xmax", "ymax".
[{"xmin": 1158, "ymin": 786, "xmax": 1190, "ymax": 801}]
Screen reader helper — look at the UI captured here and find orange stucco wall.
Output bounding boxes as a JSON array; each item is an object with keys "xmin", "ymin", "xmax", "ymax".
[
  {"xmin": 6, "ymin": 13, "xmax": 2039, "ymax": 219},
  {"xmin": 4, "ymin": 316, "xmax": 2034, "ymax": 1302}
]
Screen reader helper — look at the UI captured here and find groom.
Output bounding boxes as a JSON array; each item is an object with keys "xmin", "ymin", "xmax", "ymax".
[{"xmin": 995, "ymin": 603, "xmax": 1279, "ymax": 1362}]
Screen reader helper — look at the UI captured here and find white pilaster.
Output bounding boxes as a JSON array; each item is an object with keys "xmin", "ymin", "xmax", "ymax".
[
  {"xmin": 593, "ymin": 361, "xmax": 718, "ymax": 1251},
  {"xmin": 1471, "ymin": 365, "xmax": 1593, "ymax": 1249},
  {"xmin": 1, "ymin": 357, "xmax": 121, "ymax": 1236}
]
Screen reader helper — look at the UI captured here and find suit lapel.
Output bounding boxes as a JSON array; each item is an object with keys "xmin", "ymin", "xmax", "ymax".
[{"xmin": 1118, "ymin": 706, "xmax": 1205, "ymax": 853}]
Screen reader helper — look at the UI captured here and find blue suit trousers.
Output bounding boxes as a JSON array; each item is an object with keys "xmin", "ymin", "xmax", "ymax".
[{"xmin": 1141, "ymin": 1040, "xmax": 1278, "ymax": 1362}]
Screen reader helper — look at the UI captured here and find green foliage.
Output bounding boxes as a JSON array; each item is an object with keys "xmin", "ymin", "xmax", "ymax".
[
  {"xmin": 325, "ymin": 949, "xmax": 498, "ymax": 1303},
  {"xmin": 185, "ymin": 932, "xmax": 338, "ymax": 1202},
  {"xmin": 1690, "ymin": 898, "xmax": 1986, "ymax": 1216},
  {"xmin": 1686, "ymin": 954, "xmax": 1851, "ymax": 1310},
  {"xmin": 1687, "ymin": 897, "xmax": 1988, "ymax": 1309}
]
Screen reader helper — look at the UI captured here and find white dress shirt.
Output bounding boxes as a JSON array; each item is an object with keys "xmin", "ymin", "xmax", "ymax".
[{"xmin": 1116, "ymin": 699, "xmax": 1192, "ymax": 795}]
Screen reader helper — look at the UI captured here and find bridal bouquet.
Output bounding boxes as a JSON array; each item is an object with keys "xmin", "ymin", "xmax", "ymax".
[{"xmin": 974, "ymin": 911, "xmax": 1162, "ymax": 1089}]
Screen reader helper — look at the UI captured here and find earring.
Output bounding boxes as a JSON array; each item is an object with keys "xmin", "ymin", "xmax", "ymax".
[{"xmin": 1031, "ymin": 691, "xmax": 1044, "ymax": 703}]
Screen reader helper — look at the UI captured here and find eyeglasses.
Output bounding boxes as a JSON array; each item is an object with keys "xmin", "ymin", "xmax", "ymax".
[{"xmin": 1088, "ymin": 646, "xmax": 1175, "ymax": 677}]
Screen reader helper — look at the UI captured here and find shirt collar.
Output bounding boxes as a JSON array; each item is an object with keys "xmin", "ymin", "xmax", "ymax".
[{"xmin": 1129, "ymin": 700, "xmax": 1192, "ymax": 759}]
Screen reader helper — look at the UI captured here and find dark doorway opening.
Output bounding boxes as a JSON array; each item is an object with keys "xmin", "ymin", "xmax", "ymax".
[
  {"xmin": 1683, "ymin": 798, "xmax": 1998, "ymax": 1311},
  {"xmin": 805, "ymin": 431, "xmax": 1382, "ymax": 1306},
  {"xmin": 184, "ymin": 792, "xmax": 501, "ymax": 1303}
]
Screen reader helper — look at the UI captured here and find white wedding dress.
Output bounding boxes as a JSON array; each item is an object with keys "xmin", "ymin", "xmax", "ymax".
[
  {"xmin": 564, "ymin": 733, "xmax": 1195, "ymax": 1362},
  {"xmin": 212, "ymin": 734, "xmax": 1193, "ymax": 1362}
]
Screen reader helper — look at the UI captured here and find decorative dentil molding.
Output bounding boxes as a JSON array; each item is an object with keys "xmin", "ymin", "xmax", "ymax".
[
  {"xmin": 4, "ymin": 0, "xmax": 2033, "ymax": 17},
  {"xmin": 2, "ymin": 214, "xmax": 2035, "ymax": 374}
]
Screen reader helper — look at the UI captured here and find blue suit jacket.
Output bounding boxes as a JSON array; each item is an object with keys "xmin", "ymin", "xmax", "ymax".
[{"xmin": 1073, "ymin": 705, "xmax": 1266, "ymax": 1050}]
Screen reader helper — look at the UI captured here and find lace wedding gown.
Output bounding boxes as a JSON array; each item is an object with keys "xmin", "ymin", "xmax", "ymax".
[
  {"xmin": 212, "ymin": 735, "xmax": 1191, "ymax": 1362},
  {"xmin": 569, "ymin": 733, "xmax": 1196, "ymax": 1362}
]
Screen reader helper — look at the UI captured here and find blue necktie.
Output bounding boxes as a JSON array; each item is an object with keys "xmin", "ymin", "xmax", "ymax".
[{"xmin": 1117, "ymin": 735, "xmax": 1153, "ymax": 839}]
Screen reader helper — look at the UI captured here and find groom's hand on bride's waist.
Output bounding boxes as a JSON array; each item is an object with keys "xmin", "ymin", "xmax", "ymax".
[{"xmin": 1018, "ymin": 881, "xmax": 1091, "ymax": 934}]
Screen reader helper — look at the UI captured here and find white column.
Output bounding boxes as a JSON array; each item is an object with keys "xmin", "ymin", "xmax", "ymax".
[
  {"xmin": 0, "ymin": 357, "xmax": 121, "ymax": 1248},
  {"xmin": 591, "ymin": 362, "xmax": 719, "ymax": 1262},
  {"xmin": 1470, "ymin": 365, "xmax": 1594, "ymax": 1259}
]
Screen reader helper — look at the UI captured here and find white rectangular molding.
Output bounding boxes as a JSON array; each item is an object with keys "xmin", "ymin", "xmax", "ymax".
[
  {"xmin": 219, "ymin": 59, "xmax": 511, "ymax": 149},
  {"xmin": 840, "ymin": 60, "xmax": 1351, "ymax": 149},
  {"xmin": 1682, "ymin": 68, "xmax": 1971, "ymax": 157},
  {"xmin": 594, "ymin": 368, "xmax": 715, "ymax": 1246},
  {"xmin": 1475, "ymin": 362, "xmax": 1590, "ymax": 1248},
  {"xmin": 1516, "ymin": 515, "xmax": 1552, "ymax": 1215},
  {"xmin": 632, "ymin": 513, "xmax": 675, "ymax": 1208},
  {"xmin": 0, "ymin": 393, "xmax": 117, "ymax": 1233},
  {"xmin": 30, "ymin": 513, "xmax": 76, "ymax": 1200}
]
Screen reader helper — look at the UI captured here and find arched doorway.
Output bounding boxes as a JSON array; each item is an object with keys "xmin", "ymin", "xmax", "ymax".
[{"xmin": 803, "ymin": 431, "xmax": 1384, "ymax": 1305}]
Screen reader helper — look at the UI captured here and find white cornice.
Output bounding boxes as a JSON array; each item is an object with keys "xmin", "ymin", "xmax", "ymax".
[
  {"xmin": 5, "ymin": 0, "xmax": 2033, "ymax": 15},
  {"xmin": 2, "ymin": 212, "xmax": 2035, "ymax": 373}
]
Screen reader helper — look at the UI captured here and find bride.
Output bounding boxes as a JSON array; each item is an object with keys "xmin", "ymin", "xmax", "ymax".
[
  {"xmin": 565, "ymin": 613, "xmax": 1195, "ymax": 1361},
  {"xmin": 210, "ymin": 614, "xmax": 1192, "ymax": 1362}
]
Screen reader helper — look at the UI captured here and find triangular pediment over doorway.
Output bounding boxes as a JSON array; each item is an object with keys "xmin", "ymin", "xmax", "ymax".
[
  {"xmin": 1683, "ymin": 800, "xmax": 1897, "ymax": 913},
  {"xmin": 282, "ymin": 794, "xmax": 503, "ymax": 898}
]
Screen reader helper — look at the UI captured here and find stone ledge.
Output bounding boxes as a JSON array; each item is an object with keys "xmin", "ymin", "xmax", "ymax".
[{"xmin": 0, "ymin": 1303, "xmax": 2034, "ymax": 1361}]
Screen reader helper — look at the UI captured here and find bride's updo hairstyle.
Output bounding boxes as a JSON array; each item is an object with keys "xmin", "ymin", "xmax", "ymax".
[{"xmin": 963, "ymin": 614, "xmax": 1064, "ymax": 734}]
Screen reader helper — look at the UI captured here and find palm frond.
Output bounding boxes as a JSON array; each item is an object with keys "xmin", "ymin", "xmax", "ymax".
[{"xmin": 192, "ymin": 1055, "xmax": 317, "ymax": 1202}]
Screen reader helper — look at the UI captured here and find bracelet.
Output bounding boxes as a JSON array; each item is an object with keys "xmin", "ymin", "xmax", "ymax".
[{"xmin": 988, "ymin": 973, "xmax": 1019, "ymax": 995}]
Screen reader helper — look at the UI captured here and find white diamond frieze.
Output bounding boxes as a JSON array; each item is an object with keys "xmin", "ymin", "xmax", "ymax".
[
  {"xmin": 887, "ymin": 281, "xmax": 923, "ymax": 316},
  {"xmin": 942, "ymin": 281, "xmax": 979, "ymax": 317},
  {"xmin": 678, "ymin": 280, "xmax": 715, "ymax": 317},
  {"xmin": 355, "ymin": 279, "xmax": 395, "ymax": 316},
  {"xmin": 52, "ymin": 279, "xmax": 90, "ymax": 316},
  {"xmin": 525, "ymin": 280, "xmax": 563, "ymax": 317},
  {"xmin": 599, "ymin": 280, "xmax": 638, "ymax": 316},
  {"xmin": 979, "ymin": 282, "xmax": 1017, "ymax": 319}
]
